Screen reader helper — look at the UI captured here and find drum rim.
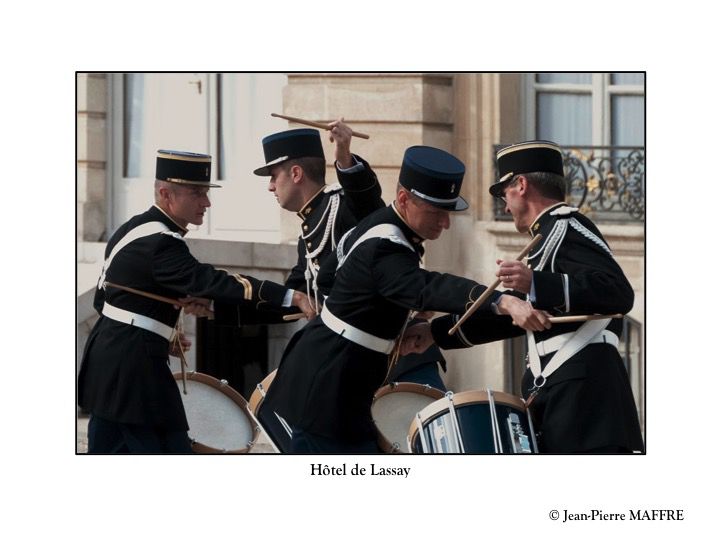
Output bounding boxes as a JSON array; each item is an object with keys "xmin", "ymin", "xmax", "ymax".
[
  {"xmin": 372, "ymin": 383, "xmax": 446, "ymax": 454},
  {"xmin": 407, "ymin": 389, "xmax": 527, "ymax": 450},
  {"xmin": 173, "ymin": 371, "xmax": 258, "ymax": 453},
  {"xmin": 372, "ymin": 381, "xmax": 445, "ymax": 402},
  {"xmin": 248, "ymin": 369, "xmax": 278, "ymax": 416}
]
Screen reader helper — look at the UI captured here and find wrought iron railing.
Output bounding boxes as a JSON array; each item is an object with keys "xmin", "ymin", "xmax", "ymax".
[{"xmin": 493, "ymin": 145, "xmax": 645, "ymax": 223}]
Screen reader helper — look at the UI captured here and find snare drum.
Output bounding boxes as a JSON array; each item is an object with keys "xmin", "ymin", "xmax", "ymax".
[
  {"xmin": 408, "ymin": 389, "xmax": 538, "ymax": 454},
  {"xmin": 174, "ymin": 371, "xmax": 259, "ymax": 453},
  {"xmin": 372, "ymin": 382, "xmax": 445, "ymax": 453},
  {"xmin": 247, "ymin": 369, "xmax": 292, "ymax": 453}
]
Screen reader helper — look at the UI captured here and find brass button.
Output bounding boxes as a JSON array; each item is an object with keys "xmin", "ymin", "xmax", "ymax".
[
  {"xmin": 307, "ymin": 241, "xmax": 312, "ymax": 248},
  {"xmin": 304, "ymin": 207, "xmax": 312, "ymax": 215},
  {"xmin": 303, "ymin": 225, "xmax": 309, "ymax": 231}
]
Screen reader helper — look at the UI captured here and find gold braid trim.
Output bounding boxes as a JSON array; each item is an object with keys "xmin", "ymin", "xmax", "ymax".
[{"xmin": 233, "ymin": 274, "xmax": 253, "ymax": 301}]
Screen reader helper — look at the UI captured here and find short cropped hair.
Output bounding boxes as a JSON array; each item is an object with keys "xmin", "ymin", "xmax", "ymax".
[
  {"xmin": 283, "ymin": 156, "xmax": 326, "ymax": 185},
  {"xmin": 522, "ymin": 171, "xmax": 567, "ymax": 201}
]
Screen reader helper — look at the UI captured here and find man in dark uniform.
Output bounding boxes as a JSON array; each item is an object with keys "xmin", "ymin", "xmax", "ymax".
[
  {"xmin": 262, "ymin": 145, "xmax": 545, "ymax": 453},
  {"xmin": 216, "ymin": 121, "xmax": 384, "ymax": 321},
  {"xmin": 402, "ymin": 141, "xmax": 644, "ymax": 454},
  {"xmin": 213, "ymin": 124, "xmax": 450, "ymax": 450},
  {"xmin": 77, "ymin": 150, "xmax": 314, "ymax": 454}
]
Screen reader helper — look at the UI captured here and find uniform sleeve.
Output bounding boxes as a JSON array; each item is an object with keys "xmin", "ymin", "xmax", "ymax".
[
  {"xmin": 430, "ymin": 310, "xmax": 524, "ymax": 350},
  {"xmin": 151, "ymin": 235, "xmax": 288, "ymax": 308},
  {"xmin": 531, "ymin": 224, "xmax": 634, "ymax": 315},
  {"xmin": 371, "ymin": 241, "xmax": 501, "ymax": 315},
  {"xmin": 335, "ymin": 154, "xmax": 384, "ymax": 220}
]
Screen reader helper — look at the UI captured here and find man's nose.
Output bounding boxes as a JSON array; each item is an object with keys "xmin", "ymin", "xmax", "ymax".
[
  {"xmin": 268, "ymin": 180, "xmax": 276, "ymax": 192},
  {"xmin": 201, "ymin": 194, "xmax": 211, "ymax": 207},
  {"xmin": 440, "ymin": 212, "xmax": 450, "ymax": 229}
]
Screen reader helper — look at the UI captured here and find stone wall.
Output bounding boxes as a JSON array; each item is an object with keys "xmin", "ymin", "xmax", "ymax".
[{"xmin": 77, "ymin": 73, "xmax": 107, "ymax": 242}]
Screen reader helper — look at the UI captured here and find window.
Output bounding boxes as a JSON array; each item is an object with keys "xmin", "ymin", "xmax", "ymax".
[
  {"xmin": 508, "ymin": 73, "xmax": 646, "ymax": 222},
  {"xmin": 527, "ymin": 72, "xmax": 645, "ymax": 149}
]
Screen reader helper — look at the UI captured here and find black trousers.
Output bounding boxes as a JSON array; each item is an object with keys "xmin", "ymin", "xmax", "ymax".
[{"xmin": 87, "ymin": 415, "xmax": 192, "ymax": 454}]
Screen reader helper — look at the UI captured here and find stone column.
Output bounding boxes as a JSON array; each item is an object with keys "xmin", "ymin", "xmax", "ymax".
[{"xmin": 77, "ymin": 73, "xmax": 107, "ymax": 242}]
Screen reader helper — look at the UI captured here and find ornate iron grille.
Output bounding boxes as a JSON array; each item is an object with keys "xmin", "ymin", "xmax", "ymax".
[{"xmin": 493, "ymin": 145, "xmax": 645, "ymax": 223}]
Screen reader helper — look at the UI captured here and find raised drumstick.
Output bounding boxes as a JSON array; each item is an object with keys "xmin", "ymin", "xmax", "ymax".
[{"xmin": 271, "ymin": 113, "xmax": 370, "ymax": 139}]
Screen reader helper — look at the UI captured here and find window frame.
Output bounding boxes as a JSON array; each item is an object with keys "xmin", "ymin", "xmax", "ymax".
[{"xmin": 524, "ymin": 73, "xmax": 645, "ymax": 146}]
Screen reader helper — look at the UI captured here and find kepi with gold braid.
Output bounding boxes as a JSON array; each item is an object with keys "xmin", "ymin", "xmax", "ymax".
[
  {"xmin": 156, "ymin": 149, "xmax": 219, "ymax": 187},
  {"xmin": 489, "ymin": 140, "xmax": 564, "ymax": 198}
]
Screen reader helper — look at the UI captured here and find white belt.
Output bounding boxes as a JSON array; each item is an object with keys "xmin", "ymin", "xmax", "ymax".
[
  {"xmin": 102, "ymin": 302, "xmax": 174, "ymax": 340},
  {"xmin": 535, "ymin": 329, "xmax": 619, "ymax": 357},
  {"xmin": 321, "ymin": 306, "xmax": 395, "ymax": 354}
]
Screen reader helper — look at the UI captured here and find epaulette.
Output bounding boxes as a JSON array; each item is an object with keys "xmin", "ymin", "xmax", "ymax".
[
  {"xmin": 323, "ymin": 182, "xmax": 343, "ymax": 194},
  {"xmin": 549, "ymin": 205, "xmax": 579, "ymax": 217}
]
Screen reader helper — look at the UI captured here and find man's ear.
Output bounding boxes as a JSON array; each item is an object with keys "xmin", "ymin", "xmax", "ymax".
[
  {"xmin": 516, "ymin": 175, "xmax": 528, "ymax": 195},
  {"xmin": 158, "ymin": 185, "xmax": 170, "ymax": 202},
  {"xmin": 290, "ymin": 164, "xmax": 304, "ymax": 184},
  {"xmin": 396, "ymin": 187, "xmax": 409, "ymax": 209}
]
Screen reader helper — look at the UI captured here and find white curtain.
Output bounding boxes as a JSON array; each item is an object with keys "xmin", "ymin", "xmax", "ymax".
[{"xmin": 537, "ymin": 92, "xmax": 592, "ymax": 146}]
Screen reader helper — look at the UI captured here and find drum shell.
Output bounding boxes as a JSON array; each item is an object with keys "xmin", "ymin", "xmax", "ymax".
[
  {"xmin": 372, "ymin": 382, "xmax": 445, "ymax": 453},
  {"xmin": 173, "ymin": 371, "xmax": 258, "ymax": 454},
  {"xmin": 248, "ymin": 369, "xmax": 277, "ymax": 417},
  {"xmin": 408, "ymin": 389, "xmax": 536, "ymax": 454}
]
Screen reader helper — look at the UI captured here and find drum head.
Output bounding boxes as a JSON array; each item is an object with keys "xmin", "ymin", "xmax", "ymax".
[
  {"xmin": 174, "ymin": 372, "xmax": 257, "ymax": 453},
  {"xmin": 372, "ymin": 383, "xmax": 445, "ymax": 453}
]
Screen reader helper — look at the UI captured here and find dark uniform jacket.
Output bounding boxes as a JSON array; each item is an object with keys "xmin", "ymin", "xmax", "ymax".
[
  {"xmin": 263, "ymin": 204, "xmax": 500, "ymax": 443},
  {"xmin": 214, "ymin": 154, "xmax": 384, "ymax": 325},
  {"xmin": 430, "ymin": 202, "xmax": 643, "ymax": 452},
  {"xmin": 77, "ymin": 205, "xmax": 289, "ymax": 431}
]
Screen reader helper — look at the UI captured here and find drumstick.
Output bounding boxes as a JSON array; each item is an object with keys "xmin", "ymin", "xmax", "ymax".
[
  {"xmin": 547, "ymin": 313, "xmax": 623, "ymax": 323},
  {"xmin": 271, "ymin": 113, "xmax": 370, "ymax": 139},
  {"xmin": 448, "ymin": 234, "xmax": 543, "ymax": 335},
  {"xmin": 282, "ymin": 313, "xmax": 307, "ymax": 321},
  {"xmin": 104, "ymin": 281, "xmax": 185, "ymax": 308}
]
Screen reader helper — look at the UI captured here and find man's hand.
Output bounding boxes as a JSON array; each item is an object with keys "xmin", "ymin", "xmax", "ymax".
[
  {"xmin": 328, "ymin": 117, "xmax": 354, "ymax": 169},
  {"xmin": 292, "ymin": 291, "xmax": 317, "ymax": 321},
  {"xmin": 496, "ymin": 259, "xmax": 533, "ymax": 294},
  {"xmin": 497, "ymin": 294, "xmax": 552, "ymax": 332},
  {"xmin": 400, "ymin": 322, "xmax": 434, "ymax": 356},
  {"xmin": 169, "ymin": 332, "xmax": 192, "ymax": 358},
  {"xmin": 177, "ymin": 296, "xmax": 214, "ymax": 318}
]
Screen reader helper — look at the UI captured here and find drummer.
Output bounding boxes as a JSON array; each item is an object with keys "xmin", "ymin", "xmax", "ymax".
[
  {"xmin": 77, "ymin": 150, "xmax": 315, "ymax": 454},
  {"xmin": 401, "ymin": 141, "xmax": 643, "ymax": 454},
  {"xmin": 261, "ymin": 145, "xmax": 549, "ymax": 453}
]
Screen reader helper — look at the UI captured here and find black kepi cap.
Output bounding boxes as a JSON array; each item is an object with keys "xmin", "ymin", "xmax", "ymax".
[
  {"xmin": 254, "ymin": 128, "xmax": 325, "ymax": 176},
  {"xmin": 399, "ymin": 146, "xmax": 467, "ymax": 211},
  {"xmin": 489, "ymin": 140, "xmax": 564, "ymax": 198},
  {"xmin": 155, "ymin": 150, "xmax": 218, "ymax": 187}
]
